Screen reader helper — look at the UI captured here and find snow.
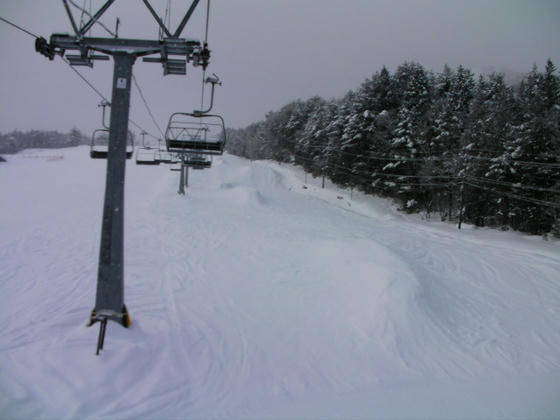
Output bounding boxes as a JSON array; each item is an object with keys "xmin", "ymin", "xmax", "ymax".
[{"xmin": 1, "ymin": 146, "xmax": 560, "ymax": 419}]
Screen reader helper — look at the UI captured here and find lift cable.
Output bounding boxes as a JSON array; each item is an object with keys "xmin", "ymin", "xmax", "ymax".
[
  {"xmin": 0, "ymin": 15, "xmax": 105, "ymax": 101},
  {"xmin": 60, "ymin": 55, "xmax": 109, "ymax": 101},
  {"xmin": 204, "ymin": 0, "xmax": 211, "ymax": 42},
  {"xmin": 199, "ymin": 0, "xmax": 211, "ymax": 111},
  {"xmin": 0, "ymin": 15, "xmax": 161, "ymax": 141},
  {"xmin": 60, "ymin": 56, "xmax": 159, "ymax": 139},
  {"xmin": 59, "ymin": 56, "xmax": 159, "ymax": 140},
  {"xmin": 0, "ymin": 15, "xmax": 40, "ymax": 38},
  {"xmin": 131, "ymin": 74, "xmax": 165, "ymax": 138}
]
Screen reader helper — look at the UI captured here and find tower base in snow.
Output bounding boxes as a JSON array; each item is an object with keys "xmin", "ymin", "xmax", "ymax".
[{"xmin": 88, "ymin": 305, "xmax": 130, "ymax": 355}]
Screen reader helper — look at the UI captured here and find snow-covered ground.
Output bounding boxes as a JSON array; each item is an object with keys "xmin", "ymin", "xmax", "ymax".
[{"xmin": 1, "ymin": 146, "xmax": 559, "ymax": 419}]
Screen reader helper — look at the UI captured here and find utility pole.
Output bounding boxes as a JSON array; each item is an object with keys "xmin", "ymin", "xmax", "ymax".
[{"xmin": 36, "ymin": 0, "xmax": 209, "ymax": 354}]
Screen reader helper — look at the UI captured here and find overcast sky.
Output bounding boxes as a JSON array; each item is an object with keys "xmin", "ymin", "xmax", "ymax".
[{"xmin": 1, "ymin": 0, "xmax": 559, "ymax": 137}]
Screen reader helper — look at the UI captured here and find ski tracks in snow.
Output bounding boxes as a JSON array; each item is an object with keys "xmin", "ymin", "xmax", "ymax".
[
  {"xmin": 368, "ymin": 218, "xmax": 560, "ymax": 377},
  {"xmin": 2, "ymin": 149, "xmax": 560, "ymax": 418}
]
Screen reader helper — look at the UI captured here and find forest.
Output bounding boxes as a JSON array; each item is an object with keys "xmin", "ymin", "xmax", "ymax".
[
  {"xmin": 226, "ymin": 60, "xmax": 560, "ymax": 236},
  {"xmin": 0, "ymin": 127, "xmax": 88, "ymax": 154}
]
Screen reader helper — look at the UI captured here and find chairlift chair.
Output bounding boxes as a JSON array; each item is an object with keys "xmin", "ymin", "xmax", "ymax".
[
  {"xmin": 135, "ymin": 148, "xmax": 160, "ymax": 165},
  {"xmin": 90, "ymin": 129, "xmax": 134, "ymax": 159},
  {"xmin": 158, "ymin": 151, "xmax": 174, "ymax": 163},
  {"xmin": 185, "ymin": 153, "xmax": 212, "ymax": 169},
  {"xmin": 192, "ymin": 164, "xmax": 208, "ymax": 170},
  {"xmin": 90, "ymin": 129, "xmax": 109, "ymax": 159},
  {"xmin": 157, "ymin": 150, "xmax": 181, "ymax": 164},
  {"xmin": 135, "ymin": 132, "xmax": 160, "ymax": 165},
  {"xmin": 165, "ymin": 113, "xmax": 226, "ymax": 155}
]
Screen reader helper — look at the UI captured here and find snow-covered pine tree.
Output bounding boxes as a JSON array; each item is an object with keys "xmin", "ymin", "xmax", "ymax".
[
  {"xmin": 430, "ymin": 65, "xmax": 475, "ymax": 219},
  {"xmin": 462, "ymin": 73, "xmax": 517, "ymax": 227},
  {"xmin": 324, "ymin": 93, "xmax": 353, "ymax": 185},
  {"xmin": 385, "ymin": 62, "xmax": 432, "ymax": 211},
  {"xmin": 297, "ymin": 97, "xmax": 333, "ymax": 177},
  {"xmin": 509, "ymin": 60, "xmax": 560, "ymax": 234},
  {"xmin": 293, "ymin": 96, "xmax": 327, "ymax": 170}
]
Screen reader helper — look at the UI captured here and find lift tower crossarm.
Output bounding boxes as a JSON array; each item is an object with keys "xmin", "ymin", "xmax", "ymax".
[
  {"xmin": 50, "ymin": 34, "xmax": 202, "ymax": 74},
  {"xmin": 51, "ymin": 34, "xmax": 200, "ymax": 56}
]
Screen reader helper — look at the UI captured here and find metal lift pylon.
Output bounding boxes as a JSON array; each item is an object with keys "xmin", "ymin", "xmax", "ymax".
[
  {"xmin": 37, "ymin": 0, "xmax": 209, "ymax": 355},
  {"xmin": 178, "ymin": 154, "xmax": 187, "ymax": 194},
  {"xmin": 89, "ymin": 52, "xmax": 136, "ymax": 352}
]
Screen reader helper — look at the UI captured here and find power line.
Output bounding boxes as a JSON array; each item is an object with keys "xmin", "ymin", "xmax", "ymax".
[
  {"xmin": 292, "ymin": 150, "xmax": 560, "ymax": 212},
  {"xmin": 294, "ymin": 152, "xmax": 456, "ymax": 185},
  {"xmin": 298, "ymin": 142, "xmax": 559, "ymax": 190},
  {"xmin": 302, "ymin": 142, "xmax": 560, "ymax": 168},
  {"xmin": 295, "ymin": 151, "xmax": 560, "ymax": 206},
  {"xmin": 464, "ymin": 154, "xmax": 560, "ymax": 169},
  {"xmin": 464, "ymin": 182, "xmax": 560, "ymax": 209},
  {"xmin": 464, "ymin": 176, "xmax": 560, "ymax": 194}
]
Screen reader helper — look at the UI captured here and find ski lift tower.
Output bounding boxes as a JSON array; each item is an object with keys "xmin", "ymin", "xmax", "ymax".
[{"xmin": 36, "ymin": 0, "xmax": 210, "ymax": 354}]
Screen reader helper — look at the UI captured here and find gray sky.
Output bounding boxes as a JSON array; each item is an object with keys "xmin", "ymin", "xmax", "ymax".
[{"xmin": 1, "ymin": 0, "xmax": 559, "ymax": 137}]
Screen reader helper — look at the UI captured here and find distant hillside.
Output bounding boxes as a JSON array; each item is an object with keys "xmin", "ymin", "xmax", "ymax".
[{"xmin": 0, "ymin": 128, "xmax": 88, "ymax": 154}]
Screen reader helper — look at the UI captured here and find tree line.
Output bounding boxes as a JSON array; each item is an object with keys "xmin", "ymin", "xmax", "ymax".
[
  {"xmin": 226, "ymin": 60, "xmax": 560, "ymax": 236},
  {"xmin": 0, "ymin": 127, "xmax": 88, "ymax": 154}
]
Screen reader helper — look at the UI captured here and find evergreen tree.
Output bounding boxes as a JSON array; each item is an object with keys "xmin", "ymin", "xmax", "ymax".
[
  {"xmin": 297, "ymin": 97, "xmax": 330, "ymax": 176},
  {"xmin": 225, "ymin": 59, "xmax": 559, "ymax": 236},
  {"xmin": 430, "ymin": 65, "xmax": 475, "ymax": 218},
  {"xmin": 384, "ymin": 62, "xmax": 432, "ymax": 211},
  {"xmin": 462, "ymin": 73, "xmax": 517, "ymax": 227},
  {"xmin": 509, "ymin": 60, "xmax": 560, "ymax": 234},
  {"xmin": 325, "ymin": 93, "xmax": 353, "ymax": 185}
]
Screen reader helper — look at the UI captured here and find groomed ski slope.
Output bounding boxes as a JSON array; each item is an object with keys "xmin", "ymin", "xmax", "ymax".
[{"xmin": 1, "ymin": 146, "xmax": 559, "ymax": 419}]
